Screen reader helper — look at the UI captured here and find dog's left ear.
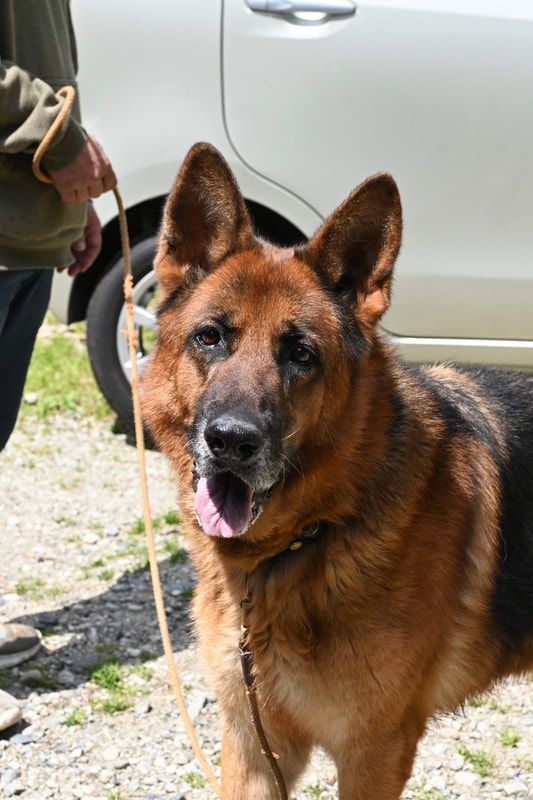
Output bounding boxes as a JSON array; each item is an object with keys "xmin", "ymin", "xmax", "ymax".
[
  {"xmin": 156, "ymin": 142, "xmax": 254, "ymax": 296},
  {"xmin": 301, "ymin": 173, "xmax": 402, "ymax": 328}
]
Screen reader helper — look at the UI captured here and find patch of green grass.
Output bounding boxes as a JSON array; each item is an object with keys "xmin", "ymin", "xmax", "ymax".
[
  {"xmin": 457, "ymin": 745, "xmax": 494, "ymax": 777},
  {"xmin": 130, "ymin": 663, "xmax": 154, "ymax": 681},
  {"xmin": 182, "ymin": 771, "xmax": 205, "ymax": 789},
  {"xmin": 41, "ymin": 626, "xmax": 57, "ymax": 638},
  {"xmin": 107, "ymin": 791, "xmax": 129, "ymax": 800},
  {"xmin": 164, "ymin": 509, "xmax": 180, "ymax": 525},
  {"xmin": 306, "ymin": 784, "xmax": 324, "ymax": 799},
  {"xmin": 89, "ymin": 659, "xmax": 151, "ymax": 715},
  {"xmin": 23, "ymin": 322, "xmax": 110, "ymax": 419},
  {"xmin": 130, "ymin": 516, "xmax": 145, "ymax": 535},
  {"xmin": 62, "ymin": 708, "xmax": 87, "ymax": 727},
  {"xmin": 412, "ymin": 786, "xmax": 448, "ymax": 800},
  {"xmin": 15, "ymin": 577, "xmax": 45, "ymax": 597},
  {"xmin": 14, "ymin": 577, "xmax": 64, "ymax": 600},
  {"xmin": 466, "ymin": 695, "xmax": 484, "ymax": 708},
  {"xmin": 45, "ymin": 584, "xmax": 66, "ymax": 599},
  {"xmin": 487, "ymin": 698, "xmax": 510, "ymax": 713},
  {"xmin": 163, "ymin": 539, "xmax": 187, "ymax": 564},
  {"xmin": 97, "ymin": 568, "xmax": 115, "ymax": 582},
  {"xmin": 58, "ymin": 476, "xmax": 82, "ymax": 490},
  {"xmin": 55, "ymin": 515, "xmax": 77, "ymax": 526},
  {"xmin": 499, "ymin": 729, "xmax": 521, "ymax": 747},
  {"xmin": 92, "ymin": 694, "xmax": 132, "ymax": 714},
  {"xmin": 180, "ymin": 587, "xmax": 194, "ymax": 602},
  {"xmin": 90, "ymin": 661, "xmax": 123, "ymax": 691}
]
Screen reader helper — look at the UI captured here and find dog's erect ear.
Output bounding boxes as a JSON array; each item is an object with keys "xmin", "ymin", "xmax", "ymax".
[
  {"xmin": 156, "ymin": 142, "xmax": 253, "ymax": 296},
  {"xmin": 301, "ymin": 173, "xmax": 402, "ymax": 328}
]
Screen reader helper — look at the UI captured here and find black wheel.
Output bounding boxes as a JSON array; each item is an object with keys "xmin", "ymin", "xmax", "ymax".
[{"xmin": 86, "ymin": 236, "xmax": 159, "ymax": 431}]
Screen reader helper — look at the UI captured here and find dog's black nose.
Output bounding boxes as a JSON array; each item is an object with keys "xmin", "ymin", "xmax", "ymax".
[{"xmin": 204, "ymin": 415, "xmax": 263, "ymax": 466}]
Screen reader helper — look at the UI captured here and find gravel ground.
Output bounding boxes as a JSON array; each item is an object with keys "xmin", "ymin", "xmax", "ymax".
[{"xmin": 0, "ymin": 413, "xmax": 531, "ymax": 800}]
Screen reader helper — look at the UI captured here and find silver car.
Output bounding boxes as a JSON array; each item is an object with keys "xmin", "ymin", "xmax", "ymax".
[{"xmin": 51, "ymin": 0, "xmax": 533, "ymax": 428}]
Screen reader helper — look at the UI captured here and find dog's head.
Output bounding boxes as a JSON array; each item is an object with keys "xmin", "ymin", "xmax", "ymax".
[{"xmin": 143, "ymin": 143, "xmax": 401, "ymax": 539}]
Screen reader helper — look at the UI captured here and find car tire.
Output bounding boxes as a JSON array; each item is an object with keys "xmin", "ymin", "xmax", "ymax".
[{"xmin": 86, "ymin": 236, "xmax": 157, "ymax": 434}]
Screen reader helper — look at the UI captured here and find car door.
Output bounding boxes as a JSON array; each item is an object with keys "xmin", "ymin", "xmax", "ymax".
[{"xmin": 222, "ymin": 0, "xmax": 533, "ymax": 345}]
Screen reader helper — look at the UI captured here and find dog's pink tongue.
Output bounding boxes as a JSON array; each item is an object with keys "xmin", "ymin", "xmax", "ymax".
[{"xmin": 194, "ymin": 475, "xmax": 253, "ymax": 538}]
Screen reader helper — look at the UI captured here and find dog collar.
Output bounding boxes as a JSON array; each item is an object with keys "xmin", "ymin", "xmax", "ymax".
[{"xmin": 271, "ymin": 520, "xmax": 324, "ymax": 559}]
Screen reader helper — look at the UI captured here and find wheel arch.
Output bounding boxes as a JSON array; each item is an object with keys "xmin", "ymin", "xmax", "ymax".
[{"xmin": 68, "ymin": 196, "xmax": 306, "ymax": 323}]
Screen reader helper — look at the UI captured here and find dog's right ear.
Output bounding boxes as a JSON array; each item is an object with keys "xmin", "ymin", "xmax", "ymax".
[{"xmin": 155, "ymin": 143, "xmax": 253, "ymax": 296}]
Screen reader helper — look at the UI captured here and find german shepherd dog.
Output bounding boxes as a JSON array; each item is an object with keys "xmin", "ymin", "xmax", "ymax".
[{"xmin": 143, "ymin": 143, "xmax": 533, "ymax": 799}]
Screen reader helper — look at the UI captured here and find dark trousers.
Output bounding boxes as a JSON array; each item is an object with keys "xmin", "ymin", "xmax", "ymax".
[{"xmin": 0, "ymin": 269, "xmax": 53, "ymax": 450}]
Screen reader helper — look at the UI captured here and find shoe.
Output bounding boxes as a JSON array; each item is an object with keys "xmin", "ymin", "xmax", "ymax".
[
  {"xmin": 0, "ymin": 623, "xmax": 42, "ymax": 669},
  {"xmin": 0, "ymin": 688, "xmax": 22, "ymax": 732}
]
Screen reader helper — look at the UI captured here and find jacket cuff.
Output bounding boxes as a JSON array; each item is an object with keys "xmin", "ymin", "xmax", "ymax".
[{"xmin": 41, "ymin": 117, "xmax": 87, "ymax": 172}]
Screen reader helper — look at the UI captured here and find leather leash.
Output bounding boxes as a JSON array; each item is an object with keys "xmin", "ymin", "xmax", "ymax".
[{"xmin": 238, "ymin": 521, "xmax": 324, "ymax": 800}]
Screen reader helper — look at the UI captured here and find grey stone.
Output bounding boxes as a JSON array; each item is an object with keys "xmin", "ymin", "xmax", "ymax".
[
  {"xmin": 4, "ymin": 780, "xmax": 25, "ymax": 796},
  {"xmin": 1, "ymin": 768, "xmax": 21, "ymax": 787},
  {"xmin": 9, "ymin": 734, "xmax": 33, "ymax": 745},
  {"xmin": 504, "ymin": 780, "xmax": 528, "ymax": 795}
]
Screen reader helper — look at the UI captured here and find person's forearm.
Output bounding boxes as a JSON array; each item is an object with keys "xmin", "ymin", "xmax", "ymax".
[{"xmin": 0, "ymin": 58, "xmax": 86, "ymax": 170}]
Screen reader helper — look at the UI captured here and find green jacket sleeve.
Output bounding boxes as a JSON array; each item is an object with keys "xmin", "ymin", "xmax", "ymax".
[{"xmin": 0, "ymin": 58, "xmax": 86, "ymax": 171}]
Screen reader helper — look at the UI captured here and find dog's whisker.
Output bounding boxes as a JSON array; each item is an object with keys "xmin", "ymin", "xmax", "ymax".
[{"xmin": 282, "ymin": 425, "xmax": 303, "ymax": 442}]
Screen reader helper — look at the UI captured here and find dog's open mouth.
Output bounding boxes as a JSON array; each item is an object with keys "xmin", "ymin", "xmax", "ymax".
[{"xmin": 193, "ymin": 473, "xmax": 261, "ymax": 538}]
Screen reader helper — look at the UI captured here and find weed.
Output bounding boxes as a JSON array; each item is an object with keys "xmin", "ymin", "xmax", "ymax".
[
  {"xmin": 89, "ymin": 658, "xmax": 150, "ymax": 715},
  {"xmin": 90, "ymin": 661, "xmax": 123, "ymax": 691},
  {"xmin": 180, "ymin": 587, "xmax": 194, "ymax": 602},
  {"xmin": 62, "ymin": 708, "xmax": 87, "ymax": 726},
  {"xmin": 107, "ymin": 792, "xmax": 129, "ymax": 800},
  {"xmin": 457, "ymin": 745, "xmax": 494, "ymax": 777},
  {"xmin": 131, "ymin": 663, "xmax": 154, "ymax": 681},
  {"xmin": 306, "ymin": 784, "xmax": 324, "ymax": 799},
  {"xmin": 98, "ymin": 568, "xmax": 115, "ymax": 582},
  {"xmin": 465, "ymin": 695, "xmax": 484, "ymax": 708},
  {"xmin": 15, "ymin": 577, "xmax": 45, "ymax": 598},
  {"xmin": 182, "ymin": 771, "xmax": 206, "ymax": 789},
  {"xmin": 163, "ymin": 539, "xmax": 187, "ymax": 564},
  {"xmin": 92, "ymin": 694, "xmax": 132, "ymax": 714},
  {"xmin": 499, "ymin": 729, "xmax": 521, "ymax": 747},
  {"xmin": 413, "ymin": 785, "xmax": 448, "ymax": 800},
  {"xmin": 164, "ymin": 509, "xmax": 180, "ymax": 525},
  {"xmin": 55, "ymin": 515, "xmax": 77, "ymax": 526},
  {"xmin": 59, "ymin": 476, "xmax": 82, "ymax": 490},
  {"xmin": 41, "ymin": 626, "xmax": 56, "ymax": 638},
  {"xmin": 130, "ymin": 517, "xmax": 145, "ymax": 535},
  {"xmin": 487, "ymin": 698, "xmax": 510, "ymax": 713}
]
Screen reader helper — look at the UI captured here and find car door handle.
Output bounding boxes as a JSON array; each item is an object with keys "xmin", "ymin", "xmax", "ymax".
[{"xmin": 246, "ymin": 0, "xmax": 356, "ymax": 17}]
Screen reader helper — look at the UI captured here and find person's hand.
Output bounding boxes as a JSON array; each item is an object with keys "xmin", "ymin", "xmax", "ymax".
[
  {"xmin": 49, "ymin": 134, "xmax": 117, "ymax": 206},
  {"xmin": 57, "ymin": 203, "xmax": 102, "ymax": 276}
]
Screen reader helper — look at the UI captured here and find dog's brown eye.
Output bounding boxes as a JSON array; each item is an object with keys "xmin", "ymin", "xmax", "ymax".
[
  {"xmin": 197, "ymin": 327, "xmax": 221, "ymax": 347},
  {"xmin": 291, "ymin": 345, "xmax": 312, "ymax": 364}
]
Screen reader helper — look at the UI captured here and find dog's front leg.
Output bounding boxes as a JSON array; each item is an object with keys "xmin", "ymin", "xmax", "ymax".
[
  {"xmin": 335, "ymin": 717, "xmax": 422, "ymax": 800},
  {"xmin": 220, "ymin": 718, "xmax": 311, "ymax": 800}
]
